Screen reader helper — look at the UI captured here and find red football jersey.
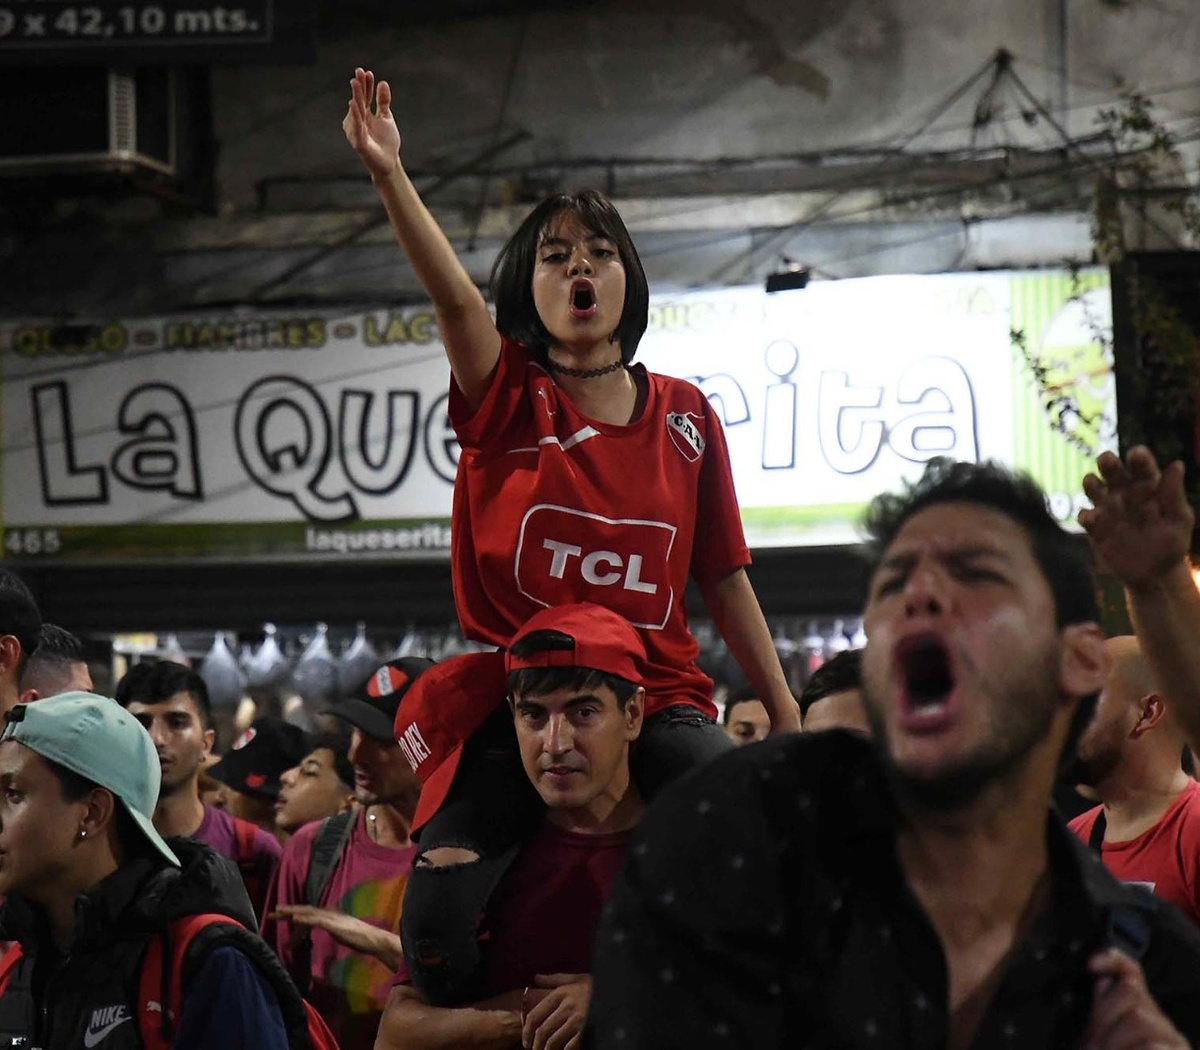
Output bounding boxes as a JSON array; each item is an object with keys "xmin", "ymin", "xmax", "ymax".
[{"xmin": 450, "ymin": 339, "xmax": 750, "ymax": 717}]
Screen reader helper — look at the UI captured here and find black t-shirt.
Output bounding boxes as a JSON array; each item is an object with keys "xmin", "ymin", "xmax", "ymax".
[{"xmin": 586, "ymin": 731, "xmax": 1200, "ymax": 1049}]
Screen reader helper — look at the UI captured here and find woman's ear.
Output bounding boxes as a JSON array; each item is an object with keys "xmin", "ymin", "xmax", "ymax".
[
  {"xmin": 1059, "ymin": 623, "xmax": 1110, "ymax": 703},
  {"xmin": 80, "ymin": 787, "xmax": 118, "ymax": 842}
]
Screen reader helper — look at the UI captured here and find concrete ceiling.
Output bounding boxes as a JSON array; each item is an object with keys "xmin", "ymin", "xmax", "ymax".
[{"xmin": 1, "ymin": 0, "xmax": 1198, "ymax": 314}]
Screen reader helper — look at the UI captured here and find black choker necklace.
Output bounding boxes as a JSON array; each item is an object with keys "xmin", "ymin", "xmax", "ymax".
[{"xmin": 546, "ymin": 357, "xmax": 626, "ymax": 379}]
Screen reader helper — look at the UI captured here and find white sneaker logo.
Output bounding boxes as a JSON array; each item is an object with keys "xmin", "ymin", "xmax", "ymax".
[{"xmin": 84, "ymin": 1005, "xmax": 133, "ymax": 1047}]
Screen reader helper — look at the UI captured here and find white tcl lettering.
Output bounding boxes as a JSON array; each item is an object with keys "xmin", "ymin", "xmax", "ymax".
[{"xmin": 541, "ymin": 540, "xmax": 659, "ymax": 594}]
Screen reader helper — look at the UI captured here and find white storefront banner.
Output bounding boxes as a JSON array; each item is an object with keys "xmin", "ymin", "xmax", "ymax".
[{"xmin": 0, "ymin": 270, "xmax": 1115, "ymax": 561}]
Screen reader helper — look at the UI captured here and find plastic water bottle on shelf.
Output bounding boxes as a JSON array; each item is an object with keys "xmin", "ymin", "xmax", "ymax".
[
  {"xmin": 803, "ymin": 621, "xmax": 825, "ymax": 679},
  {"xmin": 849, "ymin": 619, "xmax": 868, "ymax": 650},
  {"xmin": 199, "ymin": 631, "xmax": 246, "ymax": 710},
  {"xmin": 824, "ymin": 619, "xmax": 851, "ymax": 662},
  {"xmin": 337, "ymin": 621, "xmax": 380, "ymax": 699}
]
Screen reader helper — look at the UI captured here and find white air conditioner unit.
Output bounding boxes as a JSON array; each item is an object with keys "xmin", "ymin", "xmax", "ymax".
[{"xmin": 0, "ymin": 66, "xmax": 200, "ymax": 179}]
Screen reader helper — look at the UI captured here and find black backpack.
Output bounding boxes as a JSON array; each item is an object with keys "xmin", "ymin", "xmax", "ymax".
[{"xmin": 304, "ymin": 810, "xmax": 357, "ymax": 906}]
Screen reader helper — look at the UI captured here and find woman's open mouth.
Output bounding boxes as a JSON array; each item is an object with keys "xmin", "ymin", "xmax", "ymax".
[{"xmin": 569, "ymin": 280, "xmax": 597, "ymax": 318}]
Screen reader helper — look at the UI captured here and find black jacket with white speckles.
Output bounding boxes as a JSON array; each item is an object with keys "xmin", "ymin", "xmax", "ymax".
[{"xmin": 585, "ymin": 731, "xmax": 1200, "ymax": 1049}]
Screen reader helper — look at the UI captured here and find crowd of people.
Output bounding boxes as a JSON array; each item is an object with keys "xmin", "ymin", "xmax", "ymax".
[
  {"xmin": 0, "ymin": 63, "xmax": 1198, "ymax": 1049},
  {"xmin": 4, "ymin": 451, "xmax": 1200, "ymax": 1049}
]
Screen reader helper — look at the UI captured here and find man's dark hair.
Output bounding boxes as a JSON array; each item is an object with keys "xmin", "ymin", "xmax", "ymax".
[
  {"xmin": 311, "ymin": 727, "xmax": 355, "ymax": 789},
  {"xmin": 114, "ymin": 660, "xmax": 213, "ymax": 730},
  {"xmin": 799, "ymin": 649, "xmax": 862, "ymax": 720},
  {"xmin": 722, "ymin": 685, "xmax": 761, "ymax": 725},
  {"xmin": 862, "ymin": 458, "xmax": 1099, "ymax": 627},
  {"xmin": 20, "ymin": 623, "xmax": 86, "ymax": 695},
  {"xmin": 45, "ymin": 756, "xmax": 153, "ymax": 862},
  {"xmin": 0, "ymin": 570, "xmax": 42, "ymax": 678},
  {"xmin": 507, "ymin": 629, "xmax": 640, "ymax": 711},
  {"xmin": 490, "ymin": 189, "xmax": 650, "ymax": 365}
]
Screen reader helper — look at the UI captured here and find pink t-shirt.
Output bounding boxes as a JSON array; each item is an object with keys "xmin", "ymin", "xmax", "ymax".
[
  {"xmin": 262, "ymin": 811, "xmax": 417, "ymax": 1050},
  {"xmin": 192, "ymin": 802, "xmax": 281, "ymax": 921},
  {"xmin": 1069, "ymin": 779, "xmax": 1200, "ymax": 926}
]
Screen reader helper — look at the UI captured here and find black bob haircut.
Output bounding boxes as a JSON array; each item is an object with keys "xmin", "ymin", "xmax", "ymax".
[
  {"xmin": 862, "ymin": 457, "xmax": 1099, "ymax": 629},
  {"xmin": 506, "ymin": 629, "xmax": 640, "ymax": 712},
  {"xmin": 490, "ymin": 190, "xmax": 650, "ymax": 365},
  {"xmin": 799, "ymin": 648, "xmax": 863, "ymax": 720}
]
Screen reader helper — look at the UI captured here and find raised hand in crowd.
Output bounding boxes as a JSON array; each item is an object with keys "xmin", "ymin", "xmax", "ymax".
[
  {"xmin": 342, "ymin": 65, "xmax": 500, "ymax": 408},
  {"xmin": 1079, "ymin": 445, "xmax": 1200, "ymax": 752},
  {"xmin": 1080, "ymin": 445, "xmax": 1193, "ymax": 586},
  {"xmin": 343, "ymin": 67, "xmax": 402, "ymax": 181}
]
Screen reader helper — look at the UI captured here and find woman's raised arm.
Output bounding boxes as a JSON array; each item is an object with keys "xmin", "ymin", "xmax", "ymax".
[{"xmin": 344, "ymin": 67, "xmax": 501, "ymax": 409}]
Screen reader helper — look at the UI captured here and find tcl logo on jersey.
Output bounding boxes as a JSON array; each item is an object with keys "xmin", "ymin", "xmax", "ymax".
[
  {"xmin": 666, "ymin": 412, "xmax": 705, "ymax": 462},
  {"xmin": 515, "ymin": 505, "xmax": 677, "ymax": 629}
]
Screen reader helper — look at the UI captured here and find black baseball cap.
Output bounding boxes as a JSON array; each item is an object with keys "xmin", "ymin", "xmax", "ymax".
[
  {"xmin": 207, "ymin": 716, "xmax": 312, "ymax": 798},
  {"xmin": 321, "ymin": 657, "xmax": 435, "ymax": 742}
]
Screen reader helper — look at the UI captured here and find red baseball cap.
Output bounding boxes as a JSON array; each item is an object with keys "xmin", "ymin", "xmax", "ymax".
[
  {"xmin": 394, "ymin": 651, "xmax": 509, "ymax": 837},
  {"xmin": 505, "ymin": 602, "xmax": 646, "ymax": 683}
]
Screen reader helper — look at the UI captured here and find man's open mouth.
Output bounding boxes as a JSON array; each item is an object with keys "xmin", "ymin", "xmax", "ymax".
[{"xmin": 897, "ymin": 635, "xmax": 956, "ymax": 715}]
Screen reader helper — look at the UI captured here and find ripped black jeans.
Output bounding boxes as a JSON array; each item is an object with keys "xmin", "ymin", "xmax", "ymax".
[{"xmin": 399, "ymin": 703, "xmax": 731, "ymax": 1005}]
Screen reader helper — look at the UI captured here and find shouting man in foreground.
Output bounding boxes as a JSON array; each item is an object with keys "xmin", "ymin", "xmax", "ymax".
[{"xmin": 587, "ymin": 452, "xmax": 1200, "ymax": 1049}]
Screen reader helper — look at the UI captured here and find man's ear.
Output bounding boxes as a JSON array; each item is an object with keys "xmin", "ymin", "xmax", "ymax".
[
  {"xmin": 202, "ymin": 727, "xmax": 216, "ymax": 760},
  {"xmin": 624, "ymin": 686, "xmax": 646, "ymax": 741},
  {"xmin": 0, "ymin": 636, "xmax": 21, "ymax": 679},
  {"xmin": 1131, "ymin": 693, "xmax": 1166, "ymax": 737},
  {"xmin": 1059, "ymin": 623, "xmax": 1110, "ymax": 702},
  {"xmin": 17, "ymin": 688, "xmax": 38, "ymax": 705}
]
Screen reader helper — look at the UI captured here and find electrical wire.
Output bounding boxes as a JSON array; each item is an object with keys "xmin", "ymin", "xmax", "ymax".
[
  {"xmin": 241, "ymin": 129, "xmax": 529, "ymax": 303},
  {"xmin": 466, "ymin": 11, "xmax": 530, "ymax": 251},
  {"xmin": 701, "ymin": 49, "xmax": 1047, "ymax": 284}
]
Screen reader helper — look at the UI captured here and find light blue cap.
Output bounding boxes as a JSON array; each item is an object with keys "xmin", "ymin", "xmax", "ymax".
[{"xmin": 0, "ymin": 691, "xmax": 180, "ymax": 867}]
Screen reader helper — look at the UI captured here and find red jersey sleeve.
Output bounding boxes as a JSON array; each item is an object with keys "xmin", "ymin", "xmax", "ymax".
[
  {"xmin": 689, "ymin": 394, "xmax": 751, "ymax": 585},
  {"xmin": 449, "ymin": 338, "xmax": 531, "ymax": 452}
]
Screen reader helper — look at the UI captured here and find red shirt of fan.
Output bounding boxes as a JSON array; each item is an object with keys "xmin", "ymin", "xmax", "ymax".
[
  {"xmin": 1070, "ymin": 779, "xmax": 1200, "ymax": 927},
  {"xmin": 449, "ymin": 339, "xmax": 750, "ymax": 718}
]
